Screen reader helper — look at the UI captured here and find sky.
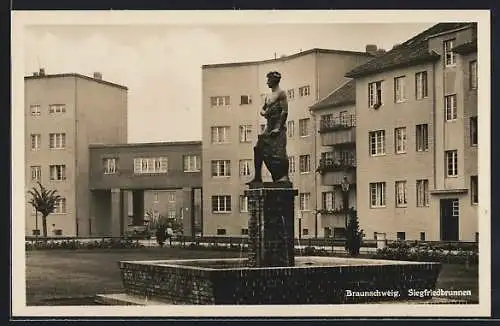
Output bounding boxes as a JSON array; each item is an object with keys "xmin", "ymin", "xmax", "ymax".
[{"xmin": 24, "ymin": 23, "xmax": 434, "ymax": 143}]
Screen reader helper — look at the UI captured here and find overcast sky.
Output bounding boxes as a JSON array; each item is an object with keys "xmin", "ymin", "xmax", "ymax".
[{"xmin": 24, "ymin": 23, "xmax": 434, "ymax": 143}]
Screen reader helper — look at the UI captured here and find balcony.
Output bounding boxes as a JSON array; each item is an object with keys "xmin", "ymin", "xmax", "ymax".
[
  {"xmin": 320, "ymin": 128, "xmax": 355, "ymax": 147},
  {"xmin": 318, "ymin": 114, "xmax": 356, "ymax": 133},
  {"xmin": 321, "ymin": 169, "xmax": 356, "ymax": 187}
]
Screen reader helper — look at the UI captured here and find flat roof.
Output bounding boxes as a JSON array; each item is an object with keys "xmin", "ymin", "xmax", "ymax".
[
  {"xmin": 202, "ymin": 48, "xmax": 373, "ymax": 69},
  {"xmin": 25, "ymin": 73, "xmax": 128, "ymax": 90},
  {"xmin": 89, "ymin": 140, "xmax": 202, "ymax": 149}
]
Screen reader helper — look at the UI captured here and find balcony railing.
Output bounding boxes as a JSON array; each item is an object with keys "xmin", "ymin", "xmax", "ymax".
[
  {"xmin": 319, "ymin": 114, "xmax": 356, "ymax": 133},
  {"xmin": 317, "ymin": 156, "xmax": 356, "ymax": 173}
]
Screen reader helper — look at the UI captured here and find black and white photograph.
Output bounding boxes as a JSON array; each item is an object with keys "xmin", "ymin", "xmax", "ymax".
[{"xmin": 11, "ymin": 10, "xmax": 491, "ymax": 318}]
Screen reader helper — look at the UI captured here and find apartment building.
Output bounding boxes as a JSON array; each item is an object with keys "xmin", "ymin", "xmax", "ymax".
[
  {"xmin": 345, "ymin": 23, "xmax": 478, "ymax": 241},
  {"xmin": 310, "ymin": 79, "xmax": 357, "ymax": 238},
  {"xmin": 201, "ymin": 48, "xmax": 374, "ymax": 237},
  {"xmin": 25, "ymin": 70, "xmax": 128, "ymax": 236},
  {"xmin": 88, "ymin": 141, "xmax": 202, "ymax": 237}
]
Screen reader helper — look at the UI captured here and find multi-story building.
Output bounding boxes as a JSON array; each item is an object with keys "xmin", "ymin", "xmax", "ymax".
[
  {"xmin": 345, "ymin": 23, "xmax": 478, "ymax": 241},
  {"xmin": 310, "ymin": 79, "xmax": 357, "ymax": 238},
  {"xmin": 25, "ymin": 70, "xmax": 128, "ymax": 236},
  {"xmin": 201, "ymin": 48, "xmax": 374, "ymax": 237},
  {"xmin": 88, "ymin": 141, "xmax": 202, "ymax": 237}
]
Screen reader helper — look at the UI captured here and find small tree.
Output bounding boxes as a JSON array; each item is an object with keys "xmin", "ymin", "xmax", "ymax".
[
  {"xmin": 344, "ymin": 208, "xmax": 364, "ymax": 256},
  {"xmin": 27, "ymin": 182, "xmax": 62, "ymax": 237}
]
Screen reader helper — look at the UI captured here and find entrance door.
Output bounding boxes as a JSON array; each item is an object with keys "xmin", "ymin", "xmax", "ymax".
[{"xmin": 440, "ymin": 198, "xmax": 459, "ymax": 241}]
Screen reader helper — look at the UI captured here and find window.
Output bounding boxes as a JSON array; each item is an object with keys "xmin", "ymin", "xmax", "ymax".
[
  {"xmin": 394, "ymin": 127, "xmax": 407, "ymax": 154},
  {"xmin": 49, "ymin": 104, "xmax": 66, "ymax": 114},
  {"xmin": 420, "ymin": 232, "xmax": 426, "ymax": 241},
  {"xmin": 239, "ymin": 125, "xmax": 252, "ymax": 143},
  {"xmin": 416, "ymin": 124, "xmax": 429, "ymax": 152},
  {"xmin": 368, "ymin": 81, "xmax": 382, "ymax": 108},
  {"xmin": 239, "ymin": 159, "xmax": 251, "ymax": 177},
  {"xmin": 183, "ymin": 155, "xmax": 201, "ymax": 172},
  {"xmin": 241, "ymin": 228, "xmax": 249, "ymax": 235},
  {"xmin": 288, "ymin": 156, "xmax": 296, "ymax": 173},
  {"xmin": 211, "ymin": 126, "xmax": 230, "ymax": 144},
  {"xmin": 212, "ymin": 195, "xmax": 231, "ymax": 213},
  {"xmin": 30, "ymin": 104, "xmax": 41, "ymax": 116},
  {"xmin": 133, "ymin": 157, "xmax": 168, "ymax": 174},
  {"xmin": 471, "ymin": 175, "xmax": 478, "ymax": 204},
  {"xmin": 322, "ymin": 192, "xmax": 335, "ymax": 211},
  {"xmin": 299, "ymin": 193, "xmax": 311, "ymax": 211},
  {"xmin": 470, "ymin": 117, "xmax": 478, "ymax": 146},
  {"xmin": 167, "ymin": 211, "xmax": 176, "ymax": 219},
  {"xmin": 30, "ymin": 166, "xmax": 41, "ymax": 181},
  {"xmin": 299, "ymin": 155, "xmax": 311, "ymax": 173},
  {"xmin": 446, "ymin": 150, "xmax": 458, "ymax": 177},
  {"xmin": 287, "ymin": 89, "xmax": 295, "ymax": 100},
  {"xmin": 287, "ymin": 120, "xmax": 295, "ymax": 137},
  {"xmin": 30, "ymin": 134, "xmax": 41, "ymax": 151},
  {"xmin": 240, "ymin": 195, "xmax": 248, "ymax": 212},
  {"xmin": 217, "ymin": 229, "xmax": 227, "ymax": 235},
  {"xmin": 370, "ymin": 182, "xmax": 386, "ymax": 208},
  {"xmin": 302, "ymin": 228, "xmax": 309, "ymax": 236},
  {"xmin": 240, "ymin": 95, "xmax": 252, "ymax": 105},
  {"xmin": 210, "ymin": 96, "xmax": 230, "ymax": 107},
  {"xmin": 452, "ymin": 199, "xmax": 459, "ymax": 217},
  {"xmin": 54, "ymin": 197, "xmax": 67, "ymax": 214},
  {"xmin": 321, "ymin": 114, "xmax": 333, "ymax": 124},
  {"xmin": 470, "ymin": 60, "xmax": 477, "ymax": 90},
  {"xmin": 445, "ymin": 94, "xmax": 457, "ymax": 121},
  {"xmin": 416, "ymin": 179, "xmax": 429, "ymax": 207},
  {"xmin": 444, "ymin": 39, "xmax": 456, "ymax": 66},
  {"xmin": 298, "ymin": 85, "xmax": 310, "ymax": 97},
  {"xmin": 369, "ymin": 130, "xmax": 385, "ymax": 156},
  {"xmin": 299, "ymin": 118, "xmax": 309, "ymax": 137},
  {"xmin": 211, "ymin": 160, "xmax": 231, "ymax": 177},
  {"xmin": 49, "ymin": 133, "xmax": 66, "ymax": 149},
  {"xmin": 394, "ymin": 76, "xmax": 406, "ymax": 103},
  {"xmin": 395, "ymin": 181, "xmax": 407, "ymax": 207},
  {"xmin": 397, "ymin": 232, "xmax": 406, "ymax": 241},
  {"xmin": 415, "ymin": 71, "xmax": 428, "ymax": 99},
  {"xmin": 153, "ymin": 192, "xmax": 159, "ymax": 203},
  {"xmin": 168, "ymin": 192, "xmax": 176, "ymax": 202},
  {"xmin": 103, "ymin": 158, "xmax": 117, "ymax": 174},
  {"xmin": 49, "ymin": 165, "xmax": 66, "ymax": 181}
]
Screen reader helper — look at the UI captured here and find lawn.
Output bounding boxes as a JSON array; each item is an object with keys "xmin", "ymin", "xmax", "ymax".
[{"xmin": 24, "ymin": 248, "xmax": 479, "ymax": 305}]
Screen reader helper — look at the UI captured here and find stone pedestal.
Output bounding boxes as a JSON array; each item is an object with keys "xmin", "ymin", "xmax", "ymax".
[{"xmin": 244, "ymin": 182, "xmax": 298, "ymax": 268}]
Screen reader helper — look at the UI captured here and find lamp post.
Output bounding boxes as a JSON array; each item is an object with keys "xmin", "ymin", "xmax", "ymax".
[{"xmin": 341, "ymin": 176, "xmax": 350, "ymax": 231}]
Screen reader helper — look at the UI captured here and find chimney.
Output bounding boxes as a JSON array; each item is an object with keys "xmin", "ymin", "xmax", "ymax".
[
  {"xmin": 93, "ymin": 72, "xmax": 102, "ymax": 80},
  {"xmin": 39, "ymin": 68, "xmax": 45, "ymax": 76},
  {"xmin": 365, "ymin": 44, "xmax": 378, "ymax": 55}
]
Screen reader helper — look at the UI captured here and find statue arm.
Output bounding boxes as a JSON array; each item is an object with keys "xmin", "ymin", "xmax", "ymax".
[{"xmin": 277, "ymin": 90, "xmax": 288, "ymax": 129}]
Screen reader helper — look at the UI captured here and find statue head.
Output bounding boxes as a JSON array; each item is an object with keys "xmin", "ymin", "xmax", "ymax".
[{"xmin": 266, "ymin": 71, "xmax": 281, "ymax": 88}]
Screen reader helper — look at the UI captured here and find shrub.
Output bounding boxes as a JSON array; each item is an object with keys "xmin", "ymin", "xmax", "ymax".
[{"xmin": 25, "ymin": 239, "xmax": 144, "ymax": 251}]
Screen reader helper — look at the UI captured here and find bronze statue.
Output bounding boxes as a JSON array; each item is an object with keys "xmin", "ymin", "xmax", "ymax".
[{"xmin": 247, "ymin": 71, "xmax": 290, "ymax": 184}]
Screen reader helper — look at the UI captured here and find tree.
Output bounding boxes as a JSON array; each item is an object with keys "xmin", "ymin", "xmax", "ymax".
[
  {"xmin": 27, "ymin": 182, "xmax": 62, "ymax": 237},
  {"xmin": 344, "ymin": 208, "xmax": 364, "ymax": 256},
  {"xmin": 147, "ymin": 211, "xmax": 184, "ymax": 247}
]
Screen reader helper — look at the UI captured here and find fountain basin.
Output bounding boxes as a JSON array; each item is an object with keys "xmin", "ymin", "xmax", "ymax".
[{"xmin": 118, "ymin": 256, "xmax": 441, "ymax": 304}]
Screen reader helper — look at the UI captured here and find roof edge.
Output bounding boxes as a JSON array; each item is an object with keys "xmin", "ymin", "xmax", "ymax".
[
  {"xmin": 25, "ymin": 73, "xmax": 128, "ymax": 90},
  {"xmin": 310, "ymin": 79, "xmax": 354, "ymax": 111},
  {"xmin": 311, "ymin": 99, "xmax": 356, "ymax": 111},
  {"xmin": 345, "ymin": 53, "xmax": 441, "ymax": 78},
  {"xmin": 202, "ymin": 48, "xmax": 373, "ymax": 69}
]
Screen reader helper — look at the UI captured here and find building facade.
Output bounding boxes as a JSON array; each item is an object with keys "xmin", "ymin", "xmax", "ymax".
[
  {"xmin": 88, "ymin": 141, "xmax": 202, "ymax": 237},
  {"xmin": 310, "ymin": 79, "xmax": 357, "ymax": 238},
  {"xmin": 346, "ymin": 23, "xmax": 478, "ymax": 241},
  {"xmin": 25, "ymin": 71, "xmax": 128, "ymax": 236},
  {"xmin": 201, "ymin": 49, "xmax": 373, "ymax": 237}
]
